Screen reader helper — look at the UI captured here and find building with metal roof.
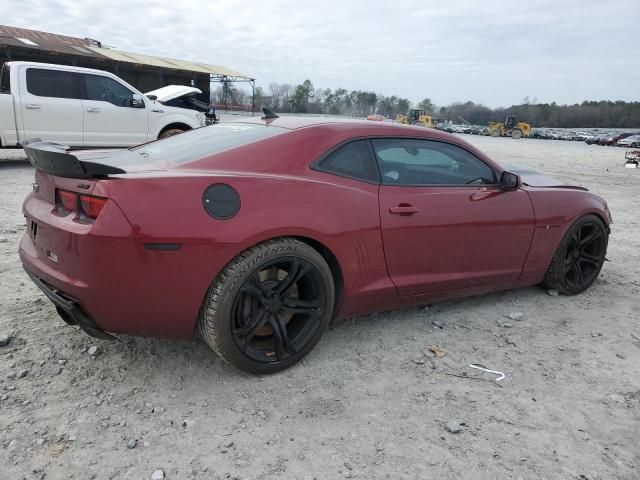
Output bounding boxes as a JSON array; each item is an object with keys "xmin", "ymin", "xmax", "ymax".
[{"xmin": 0, "ymin": 25, "xmax": 255, "ymax": 109}]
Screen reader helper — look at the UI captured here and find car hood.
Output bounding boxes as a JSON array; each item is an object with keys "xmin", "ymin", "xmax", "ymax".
[
  {"xmin": 506, "ymin": 166, "xmax": 588, "ymax": 191},
  {"xmin": 145, "ymin": 85, "xmax": 202, "ymax": 102}
]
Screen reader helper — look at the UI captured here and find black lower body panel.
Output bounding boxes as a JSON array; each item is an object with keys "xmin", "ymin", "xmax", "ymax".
[{"xmin": 24, "ymin": 267, "xmax": 116, "ymax": 340}]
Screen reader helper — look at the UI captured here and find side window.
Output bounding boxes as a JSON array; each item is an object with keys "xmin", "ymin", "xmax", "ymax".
[
  {"xmin": 0, "ymin": 64, "xmax": 10, "ymax": 93},
  {"xmin": 372, "ymin": 138, "xmax": 496, "ymax": 186},
  {"xmin": 84, "ymin": 74, "xmax": 136, "ymax": 107},
  {"xmin": 26, "ymin": 69, "xmax": 80, "ymax": 99},
  {"xmin": 315, "ymin": 139, "xmax": 379, "ymax": 183}
]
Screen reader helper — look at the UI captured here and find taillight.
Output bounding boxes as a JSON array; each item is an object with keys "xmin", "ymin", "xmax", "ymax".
[
  {"xmin": 55, "ymin": 189, "xmax": 107, "ymax": 221},
  {"xmin": 79, "ymin": 195, "xmax": 107, "ymax": 220},
  {"xmin": 57, "ymin": 189, "xmax": 77, "ymax": 212}
]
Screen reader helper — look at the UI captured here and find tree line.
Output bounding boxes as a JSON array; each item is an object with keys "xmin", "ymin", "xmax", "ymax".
[{"xmin": 213, "ymin": 80, "xmax": 640, "ymax": 128}]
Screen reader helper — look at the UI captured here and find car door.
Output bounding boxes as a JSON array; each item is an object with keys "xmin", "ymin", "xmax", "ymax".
[
  {"xmin": 18, "ymin": 67, "xmax": 84, "ymax": 146},
  {"xmin": 373, "ymin": 138, "xmax": 535, "ymax": 295},
  {"xmin": 81, "ymin": 73, "xmax": 149, "ymax": 147}
]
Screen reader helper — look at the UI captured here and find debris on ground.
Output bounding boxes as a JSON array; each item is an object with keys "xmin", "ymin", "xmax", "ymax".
[
  {"xmin": 469, "ymin": 364, "xmax": 505, "ymax": 382},
  {"xmin": 151, "ymin": 469, "xmax": 165, "ymax": 480},
  {"xmin": 547, "ymin": 289, "xmax": 560, "ymax": 297},
  {"xmin": 87, "ymin": 345, "xmax": 99, "ymax": 357},
  {"xmin": 431, "ymin": 318, "xmax": 444, "ymax": 329},
  {"xmin": 0, "ymin": 333, "xmax": 10, "ymax": 347},
  {"xmin": 446, "ymin": 419, "xmax": 462, "ymax": 433},
  {"xmin": 505, "ymin": 312, "xmax": 525, "ymax": 321},
  {"xmin": 428, "ymin": 345, "xmax": 447, "ymax": 358}
]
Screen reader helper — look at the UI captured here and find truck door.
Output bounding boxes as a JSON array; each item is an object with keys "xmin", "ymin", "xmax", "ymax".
[
  {"xmin": 18, "ymin": 67, "xmax": 84, "ymax": 146},
  {"xmin": 80, "ymin": 73, "xmax": 149, "ymax": 147}
]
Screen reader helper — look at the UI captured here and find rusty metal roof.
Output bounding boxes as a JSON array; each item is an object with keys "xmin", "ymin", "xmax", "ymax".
[
  {"xmin": 0, "ymin": 24, "xmax": 97, "ymax": 56},
  {"xmin": 0, "ymin": 25, "xmax": 251, "ymax": 79}
]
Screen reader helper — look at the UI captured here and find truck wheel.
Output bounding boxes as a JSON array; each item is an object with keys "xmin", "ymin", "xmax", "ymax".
[
  {"xmin": 158, "ymin": 128, "xmax": 186, "ymax": 139},
  {"xmin": 489, "ymin": 129, "xmax": 501, "ymax": 137},
  {"xmin": 511, "ymin": 129, "xmax": 523, "ymax": 139}
]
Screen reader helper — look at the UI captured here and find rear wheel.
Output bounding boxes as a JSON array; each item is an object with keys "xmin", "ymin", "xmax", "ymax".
[
  {"xmin": 511, "ymin": 129, "xmax": 523, "ymax": 139},
  {"xmin": 158, "ymin": 128, "xmax": 187, "ymax": 139},
  {"xmin": 632, "ymin": 143, "xmax": 638, "ymax": 148},
  {"xmin": 543, "ymin": 214, "xmax": 608, "ymax": 295},
  {"xmin": 199, "ymin": 238, "xmax": 335, "ymax": 373}
]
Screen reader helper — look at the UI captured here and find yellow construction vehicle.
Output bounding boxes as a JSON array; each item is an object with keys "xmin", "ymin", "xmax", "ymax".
[
  {"xmin": 488, "ymin": 116, "xmax": 532, "ymax": 139},
  {"xmin": 396, "ymin": 109, "xmax": 438, "ymax": 128}
]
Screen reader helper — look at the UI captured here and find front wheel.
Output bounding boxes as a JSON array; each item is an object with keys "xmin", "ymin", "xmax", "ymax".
[
  {"xmin": 543, "ymin": 214, "xmax": 608, "ymax": 295},
  {"xmin": 158, "ymin": 128, "xmax": 187, "ymax": 139},
  {"xmin": 199, "ymin": 238, "xmax": 335, "ymax": 373}
]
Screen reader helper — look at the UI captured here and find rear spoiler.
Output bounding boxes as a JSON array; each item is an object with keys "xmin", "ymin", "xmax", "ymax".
[{"xmin": 22, "ymin": 139, "xmax": 126, "ymax": 179}]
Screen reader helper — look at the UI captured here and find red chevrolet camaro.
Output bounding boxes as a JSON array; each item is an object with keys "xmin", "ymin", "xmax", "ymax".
[{"xmin": 19, "ymin": 114, "xmax": 611, "ymax": 373}]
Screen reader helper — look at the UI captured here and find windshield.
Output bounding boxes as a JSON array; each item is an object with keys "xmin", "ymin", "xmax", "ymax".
[{"xmin": 108, "ymin": 123, "xmax": 286, "ymax": 167}]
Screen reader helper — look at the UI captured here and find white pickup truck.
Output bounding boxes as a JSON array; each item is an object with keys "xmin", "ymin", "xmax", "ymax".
[{"xmin": 0, "ymin": 61, "xmax": 207, "ymax": 148}]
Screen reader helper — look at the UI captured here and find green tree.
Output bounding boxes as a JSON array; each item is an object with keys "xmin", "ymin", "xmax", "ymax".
[
  {"xmin": 289, "ymin": 80, "xmax": 315, "ymax": 113},
  {"xmin": 417, "ymin": 98, "xmax": 434, "ymax": 113}
]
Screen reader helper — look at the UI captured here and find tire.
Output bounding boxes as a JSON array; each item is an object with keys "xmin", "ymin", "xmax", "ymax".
[
  {"xmin": 199, "ymin": 238, "xmax": 335, "ymax": 373},
  {"xmin": 632, "ymin": 143, "xmax": 638, "ymax": 148},
  {"xmin": 543, "ymin": 214, "xmax": 608, "ymax": 295},
  {"xmin": 511, "ymin": 129, "xmax": 523, "ymax": 139},
  {"xmin": 158, "ymin": 128, "xmax": 187, "ymax": 139},
  {"xmin": 489, "ymin": 129, "xmax": 501, "ymax": 137}
]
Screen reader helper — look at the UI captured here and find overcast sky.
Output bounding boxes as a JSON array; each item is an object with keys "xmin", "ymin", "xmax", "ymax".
[{"xmin": 5, "ymin": 0, "xmax": 639, "ymax": 107}]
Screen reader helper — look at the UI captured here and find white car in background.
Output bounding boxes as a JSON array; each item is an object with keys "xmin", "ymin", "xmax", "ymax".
[
  {"xmin": 616, "ymin": 134, "xmax": 640, "ymax": 148},
  {"xmin": 0, "ymin": 61, "xmax": 206, "ymax": 148}
]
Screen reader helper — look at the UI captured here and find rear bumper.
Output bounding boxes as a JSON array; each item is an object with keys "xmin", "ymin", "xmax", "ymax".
[
  {"xmin": 19, "ymin": 191, "xmax": 241, "ymax": 339},
  {"xmin": 24, "ymin": 267, "xmax": 115, "ymax": 340}
]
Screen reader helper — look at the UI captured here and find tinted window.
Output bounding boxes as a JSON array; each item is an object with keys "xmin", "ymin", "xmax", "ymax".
[
  {"xmin": 104, "ymin": 123, "xmax": 286, "ymax": 166},
  {"xmin": 0, "ymin": 64, "xmax": 10, "ymax": 93},
  {"xmin": 26, "ymin": 69, "xmax": 79, "ymax": 99},
  {"xmin": 372, "ymin": 138, "xmax": 496, "ymax": 186},
  {"xmin": 84, "ymin": 74, "xmax": 135, "ymax": 107},
  {"xmin": 316, "ymin": 140, "xmax": 379, "ymax": 183}
]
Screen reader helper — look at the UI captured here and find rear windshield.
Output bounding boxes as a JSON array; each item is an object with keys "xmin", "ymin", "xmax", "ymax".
[{"xmin": 109, "ymin": 123, "xmax": 286, "ymax": 167}]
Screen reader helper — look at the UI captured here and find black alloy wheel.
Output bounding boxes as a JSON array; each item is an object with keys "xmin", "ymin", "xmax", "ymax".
[
  {"xmin": 231, "ymin": 257, "xmax": 327, "ymax": 364},
  {"xmin": 544, "ymin": 214, "xmax": 608, "ymax": 295},
  {"xmin": 199, "ymin": 238, "xmax": 335, "ymax": 373}
]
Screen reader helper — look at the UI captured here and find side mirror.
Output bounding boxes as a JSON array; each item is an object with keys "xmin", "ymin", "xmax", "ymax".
[
  {"xmin": 146, "ymin": 94, "xmax": 158, "ymax": 101},
  {"xmin": 499, "ymin": 170, "xmax": 520, "ymax": 190},
  {"xmin": 131, "ymin": 93, "xmax": 145, "ymax": 108}
]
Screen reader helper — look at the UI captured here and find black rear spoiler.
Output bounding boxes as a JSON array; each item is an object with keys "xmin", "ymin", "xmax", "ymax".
[{"xmin": 22, "ymin": 139, "xmax": 126, "ymax": 179}]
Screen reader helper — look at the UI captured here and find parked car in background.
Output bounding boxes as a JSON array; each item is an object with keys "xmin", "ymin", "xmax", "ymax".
[
  {"xmin": 616, "ymin": 134, "xmax": 640, "ymax": 148},
  {"xmin": 586, "ymin": 133, "xmax": 613, "ymax": 145},
  {"xmin": 532, "ymin": 128, "xmax": 551, "ymax": 139},
  {"xmin": 575, "ymin": 131, "xmax": 596, "ymax": 141},
  {"xmin": 598, "ymin": 132, "xmax": 633, "ymax": 146},
  {"xmin": 0, "ymin": 61, "xmax": 206, "ymax": 148},
  {"xmin": 20, "ymin": 116, "xmax": 611, "ymax": 373}
]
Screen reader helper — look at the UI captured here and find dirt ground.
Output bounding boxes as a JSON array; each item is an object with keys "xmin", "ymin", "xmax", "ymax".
[{"xmin": 1, "ymin": 137, "xmax": 639, "ymax": 480}]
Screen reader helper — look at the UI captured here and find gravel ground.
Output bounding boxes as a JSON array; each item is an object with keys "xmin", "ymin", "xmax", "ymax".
[{"xmin": 1, "ymin": 137, "xmax": 639, "ymax": 480}]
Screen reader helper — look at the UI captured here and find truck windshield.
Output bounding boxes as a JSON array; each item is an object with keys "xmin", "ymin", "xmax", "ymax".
[{"xmin": 0, "ymin": 64, "xmax": 10, "ymax": 93}]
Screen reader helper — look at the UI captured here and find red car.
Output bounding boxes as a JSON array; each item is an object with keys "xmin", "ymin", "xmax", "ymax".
[{"xmin": 19, "ymin": 114, "xmax": 611, "ymax": 373}]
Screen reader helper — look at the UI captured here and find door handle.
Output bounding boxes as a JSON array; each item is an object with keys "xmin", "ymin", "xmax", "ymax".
[
  {"xmin": 389, "ymin": 204, "xmax": 419, "ymax": 215},
  {"xmin": 25, "ymin": 104, "xmax": 40, "ymax": 109},
  {"xmin": 86, "ymin": 107, "xmax": 100, "ymax": 113},
  {"xmin": 151, "ymin": 109, "xmax": 164, "ymax": 113}
]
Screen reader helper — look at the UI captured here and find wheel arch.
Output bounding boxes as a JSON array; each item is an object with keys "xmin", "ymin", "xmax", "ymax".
[
  {"xmin": 157, "ymin": 122, "xmax": 192, "ymax": 138},
  {"xmin": 290, "ymin": 235, "xmax": 344, "ymax": 318}
]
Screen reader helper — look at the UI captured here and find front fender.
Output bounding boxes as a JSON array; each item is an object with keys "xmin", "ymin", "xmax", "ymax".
[
  {"xmin": 521, "ymin": 188, "xmax": 610, "ymax": 280},
  {"xmin": 151, "ymin": 110, "xmax": 201, "ymax": 138}
]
